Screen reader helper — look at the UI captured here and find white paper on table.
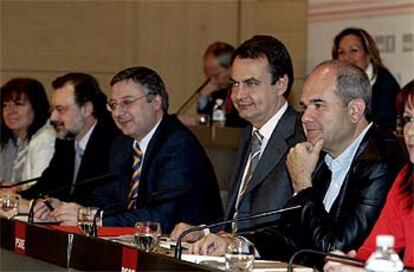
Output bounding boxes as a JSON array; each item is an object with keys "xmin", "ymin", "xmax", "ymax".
[{"xmin": 181, "ymin": 254, "xmax": 313, "ymax": 272}]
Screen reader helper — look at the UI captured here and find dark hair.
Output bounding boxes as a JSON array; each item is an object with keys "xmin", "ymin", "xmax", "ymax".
[
  {"xmin": 204, "ymin": 42, "xmax": 235, "ymax": 69},
  {"xmin": 396, "ymin": 80, "xmax": 414, "ymax": 210},
  {"xmin": 110, "ymin": 66, "xmax": 169, "ymax": 112},
  {"xmin": 1, "ymin": 78, "xmax": 50, "ymax": 147},
  {"xmin": 232, "ymin": 35, "xmax": 294, "ymax": 98},
  {"xmin": 332, "ymin": 28, "xmax": 383, "ymax": 76},
  {"xmin": 52, "ymin": 73, "xmax": 109, "ymax": 120},
  {"xmin": 396, "ymin": 79, "xmax": 414, "ymax": 119}
]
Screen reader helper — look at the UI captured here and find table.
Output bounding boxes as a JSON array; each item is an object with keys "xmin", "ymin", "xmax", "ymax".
[{"xmin": 0, "ymin": 217, "xmax": 218, "ymax": 271}]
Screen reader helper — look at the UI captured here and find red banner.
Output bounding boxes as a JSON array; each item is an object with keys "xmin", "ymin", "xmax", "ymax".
[
  {"xmin": 121, "ymin": 246, "xmax": 139, "ymax": 272},
  {"xmin": 14, "ymin": 221, "xmax": 26, "ymax": 255}
]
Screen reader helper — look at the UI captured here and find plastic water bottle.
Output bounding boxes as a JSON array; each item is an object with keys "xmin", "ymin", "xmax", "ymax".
[
  {"xmin": 365, "ymin": 235, "xmax": 404, "ymax": 272},
  {"xmin": 212, "ymin": 98, "xmax": 226, "ymax": 126}
]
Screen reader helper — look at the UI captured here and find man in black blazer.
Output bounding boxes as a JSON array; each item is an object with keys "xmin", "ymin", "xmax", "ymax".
[
  {"xmin": 189, "ymin": 61, "xmax": 403, "ymax": 264},
  {"xmin": 248, "ymin": 61, "xmax": 404, "ymax": 264},
  {"xmin": 171, "ymin": 35, "xmax": 305, "ymax": 244},
  {"xmin": 19, "ymin": 73, "xmax": 119, "ymax": 212},
  {"xmin": 49, "ymin": 66, "xmax": 223, "ymax": 233}
]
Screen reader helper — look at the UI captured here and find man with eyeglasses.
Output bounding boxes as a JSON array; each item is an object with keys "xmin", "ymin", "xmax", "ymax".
[
  {"xmin": 17, "ymin": 73, "xmax": 120, "ymax": 214},
  {"xmin": 40, "ymin": 66, "xmax": 223, "ymax": 233}
]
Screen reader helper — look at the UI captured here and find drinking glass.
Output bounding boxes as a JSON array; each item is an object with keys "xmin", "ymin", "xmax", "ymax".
[
  {"xmin": 134, "ymin": 221, "xmax": 161, "ymax": 252},
  {"xmin": 225, "ymin": 238, "xmax": 255, "ymax": 272},
  {"xmin": 77, "ymin": 207, "xmax": 98, "ymax": 237},
  {"xmin": 0, "ymin": 195, "xmax": 19, "ymax": 219}
]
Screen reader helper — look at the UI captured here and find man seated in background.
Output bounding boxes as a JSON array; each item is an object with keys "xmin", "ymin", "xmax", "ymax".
[
  {"xmin": 37, "ymin": 66, "xmax": 223, "ymax": 233},
  {"xmin": 171, "ymin": 35, "xmax": 305, "ymax": 241},
  {"xmin": 189, "ymin": 60, "xmax": 404, "ymax": 266},
  {"xmin": 14, "ymin": 73, "xmax": 119, "ymax": 212},
  {"xmin": 180, "ymin": 41, "xmax": 247, "ymax": 127}
]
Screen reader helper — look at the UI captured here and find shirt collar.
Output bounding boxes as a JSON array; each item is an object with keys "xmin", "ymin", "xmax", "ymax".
[
  {"xmin": 254, "ymin": 102, "xmax": 288, "ymax": 141},
  {"xmin": 134, "ymin": 117, "xmax": 162, "ymax": 155},
  {"xmin": 325, "ymin": 122, "xmax": 373, "ymax": 170},
  {"xmin": 75, "ymin": 121, "xmax": 97, "ymax": 152},
  {"xmin": 365, "ymin": 62, "xmax": 377, "ymax": 86}
]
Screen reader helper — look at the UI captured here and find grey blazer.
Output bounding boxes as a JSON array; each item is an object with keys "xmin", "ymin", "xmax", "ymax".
[{"xmin": 224, "ymin": 106, "xmax": 305, "ymax": 232}]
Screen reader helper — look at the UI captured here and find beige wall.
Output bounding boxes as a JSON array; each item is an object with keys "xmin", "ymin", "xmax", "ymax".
[{"xmin": 0, "ymin": 0, "xmax": 307, "ymax": 111}]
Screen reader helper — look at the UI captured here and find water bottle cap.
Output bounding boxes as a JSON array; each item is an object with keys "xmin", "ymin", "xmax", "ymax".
[
  {"xmin": 216, "ymin": 98, "xmax": 224, "ymax": 105},
  {"xmin": 376, "ymin": 235, "xmax": 394, "ymax": 248}
]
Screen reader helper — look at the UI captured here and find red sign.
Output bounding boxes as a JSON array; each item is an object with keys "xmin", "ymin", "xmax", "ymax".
[
  {"xmin": 14, "ymin": 221, "xmax": 26, "ymax": 255},
  {"xmin": 121, "ymin": 246, "xmax": 139, "ymax": 272}
]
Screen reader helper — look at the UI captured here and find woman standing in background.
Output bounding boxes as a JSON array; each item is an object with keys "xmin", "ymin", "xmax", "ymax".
[
  {"xmin": 332, "ymin": 27, "xmax": 401, "ymax": 130},
  {"xmin": 0, "ymin": 78, "xmax": 55, "ymax": 186}
]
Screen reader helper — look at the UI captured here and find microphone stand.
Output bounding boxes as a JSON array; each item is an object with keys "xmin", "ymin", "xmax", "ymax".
[
  {"xmin": 287, "ymin": 249, "xmax": 364, "ymax": 272},
  {"xmin": 0, "ymin": 176, "xmax": 41, "ymax": 189},
  {"xmin": 176, "ymin": 79, "xmax": 210, "ymax": 115},
  {"xmin": 174, "ymin": 205, "xmax": 301, "ymax": 260},
  {"xmin": 28, "ymin": 198, "xmax": 38, "ymax": 223},
  {"xmin": 26, "ymin": 173, "xmax": 117, "ymax": 224},
  {"xmin": 89, "ymin": 185, "xmax": 192, "ymax": 238}
]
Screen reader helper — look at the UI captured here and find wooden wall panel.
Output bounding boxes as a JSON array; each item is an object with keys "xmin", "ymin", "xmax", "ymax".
[
  {"xmin": 1, "ymin": 0, "xmax": 306, "ymax": 110},
  {"xmin": 240, "ymin": 0, "xmax": 308, "ymax": 109}
]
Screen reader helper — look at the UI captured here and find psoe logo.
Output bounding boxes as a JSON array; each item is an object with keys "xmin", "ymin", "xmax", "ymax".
[
  {"xmin": 15, "ymin": 238, "xmax": 25, "ymax": 250},
  {"xmin": 121, "ymin": 267, "xmax": 136, "ymax": 272}
]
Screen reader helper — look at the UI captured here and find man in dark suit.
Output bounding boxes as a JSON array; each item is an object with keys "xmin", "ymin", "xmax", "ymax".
[
  {"xmin": 49, "ymin": 66, "xmax": 223, "ymax": 233},
  {"xmin": 171, "ymin": 35, "xmax": 305, "ymax": 243},
  {"xmin": 189, "ymin": 61, "xmax": 403, "ymax": 264},
  {"xmin": 248, "ymin": 61, "xmax": 404, "ymax": 264},
  {"xmin": 19, "ymin": 73, "xmax": 119, "ymax": 213}
]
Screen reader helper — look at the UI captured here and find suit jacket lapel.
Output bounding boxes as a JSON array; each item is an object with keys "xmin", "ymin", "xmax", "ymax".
[
  {"xmin": 76, "ymin": 122, "xmax": 102, "ymax": 183},
  {"xmin": 241, "ymin": 107, "xmax": 295, "ymax": 197},
  {"xmin": 224, "ymin": 127, "xmax": 252, "ymax": 218}
]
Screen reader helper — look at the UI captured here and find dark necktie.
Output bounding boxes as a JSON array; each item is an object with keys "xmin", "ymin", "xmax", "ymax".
[{"xmin": 128, "ymin": 142, "xmax": 143, "ymax": 210}]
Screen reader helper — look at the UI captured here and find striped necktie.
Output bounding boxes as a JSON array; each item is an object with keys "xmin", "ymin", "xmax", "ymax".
[
  {"xmin": 232, "ymin": 129, "xmax": 263, "ymax": 232},
  {"xmin": 128, "ymin": 141, "xmax": 143, "ymax": 210}
]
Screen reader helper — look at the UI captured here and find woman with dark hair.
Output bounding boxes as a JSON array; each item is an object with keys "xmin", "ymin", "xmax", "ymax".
[
  {"xmin": 324, "ymin": 79, "xmax": 414, "ymax": 271},
  {"xmin": 332, "ymin": 27, "xmax": 401, "ymax": 130},
  {"xmin": 0, "ymin": 78, "xmax": 55, "ymax": 185}
]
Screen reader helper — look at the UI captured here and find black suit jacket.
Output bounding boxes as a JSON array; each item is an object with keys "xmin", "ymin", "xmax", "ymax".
[
  {"xmin": 91, "ymin": 114, "xmax": 223, "ymax": 233},
  {"xmin": 371, "ymin": 67, "xmax": 400, "ymax": 130},
  {"xmin": 21, "ymin": 118, "xmax": 120, "ymax": 206},
  {"xmin": 224, "ymin": 106, "xmax": 305, "ymax": 232},
  {"xmin": 251, "ymin": 126, "xmax": 405, "ymax": 263}
]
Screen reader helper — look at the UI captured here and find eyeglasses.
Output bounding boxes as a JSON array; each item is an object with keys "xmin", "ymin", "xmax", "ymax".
[{"xmin": 106, "ymin": 94, "xmax": 148, "ymax": 112}]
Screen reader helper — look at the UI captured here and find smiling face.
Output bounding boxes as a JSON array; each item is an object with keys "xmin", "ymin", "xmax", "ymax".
[
  {"xmin": 337, "ymin": 34, "xmax": 369, "ymax": 70},
  {"xmin": 2, "ymin": 92, "xmax": 35, "ymax": 138},
  {"xmin": 110, "ymin": 79, "xmax": 163, "ymax": 141},
  {"xmin": 403, "ymin": 94, "xmax": 414, "ymax": 163},
  {"xmin": 230, "ymin": 56, "xmax": 287, "ymax": 128},
  {"xmin": 50, "ymin": 83, "xmax": 86, "ymax": 140},
  {"xmin": 300, "ymin": 65, "xmax": 358, "ymax": 157}
]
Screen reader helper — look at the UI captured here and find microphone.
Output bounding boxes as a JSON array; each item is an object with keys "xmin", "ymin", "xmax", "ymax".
[
  {"xmin": 287, "ymin": 249, "xmax": 365, "ymax": 272},
  {"xmin": 174, "ymin": 205, "xmax": 302, "ymax": 260},
  {"xmin": 90, "ymin": 184, "xmax": 193, "ymax": 236},
  {"xmin": 0, "ymin": 176, "xmax": 41, "ymax": 189},
  {"xmin": 176, "ymin": 78, "xmax": 210, "ymax": 115},
  {"xmin": 28, "ymin": 173, "xmax": 117, "ymax": 223}
]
